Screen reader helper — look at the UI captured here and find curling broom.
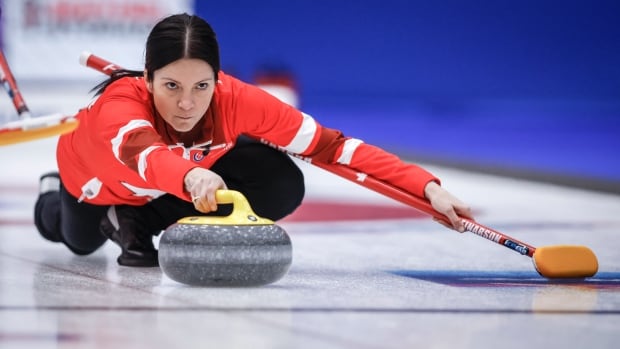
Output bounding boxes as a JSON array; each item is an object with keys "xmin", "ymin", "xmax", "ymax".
[
  {"xmin": 315, "ymin": 162, "xmax": 598, "ymax": 279},
  {"xmin": 0, "ymin": 51, "xmax": 78, "ymax": 146}
]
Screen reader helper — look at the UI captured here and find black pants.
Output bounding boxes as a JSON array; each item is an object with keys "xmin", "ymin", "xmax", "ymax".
[{"xmin": 34, "ymin": 141, "xmax": 305, "ymax": 255}]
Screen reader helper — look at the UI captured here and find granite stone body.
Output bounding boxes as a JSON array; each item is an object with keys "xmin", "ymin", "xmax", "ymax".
[{"xmin": 159, "ymin": 222, "xmax": 292, "ymax": 287}]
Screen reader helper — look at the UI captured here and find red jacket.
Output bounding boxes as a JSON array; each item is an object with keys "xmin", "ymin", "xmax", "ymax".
[{"xmin": 57, "ymin": 72, "xmax": 438, "ymax": 205}]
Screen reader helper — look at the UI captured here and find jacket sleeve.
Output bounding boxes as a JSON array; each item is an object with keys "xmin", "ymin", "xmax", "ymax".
[
  {"xmin": 231, "ymin": 81, "xmax": 439, "ymax": 199},
  {"xmin": 91, "ymin": 85, "xmax": 198, "ymax": 201}
]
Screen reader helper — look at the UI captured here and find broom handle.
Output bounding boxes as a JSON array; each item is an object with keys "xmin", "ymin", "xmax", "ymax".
[
  {"xmin": 79, "ymin": 51, "xmax": 123, "ymax": 75},
  {"xmin": 313, "ymin": 161, "xmax": 537, "ymax": 257},
  {"xmin": 0, "ymin": 51, "xmax": 31, "ymax": 117}
]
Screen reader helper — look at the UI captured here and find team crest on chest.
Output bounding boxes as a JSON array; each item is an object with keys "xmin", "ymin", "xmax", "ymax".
[{"xmin": 193, "ymin": 151, "xmax": 205, "ymax": 162}]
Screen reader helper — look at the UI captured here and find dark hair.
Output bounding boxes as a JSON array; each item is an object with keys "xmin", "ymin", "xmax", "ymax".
[{"xmin": 93, "ymin": 13, "xmax": 220, "ymax": 95}]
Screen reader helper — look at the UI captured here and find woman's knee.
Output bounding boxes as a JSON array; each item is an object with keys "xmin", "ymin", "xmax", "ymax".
[
  {"xmin": 59, "ymin": 187, "xmax": 108, "ymax": 255},
  {"xmin": 212, "ymin": 142, "xmax": 306, "ymax": 220},
  {"xmin": 252, "ymin": 159, "xmax": 305, "ymax": 221}
]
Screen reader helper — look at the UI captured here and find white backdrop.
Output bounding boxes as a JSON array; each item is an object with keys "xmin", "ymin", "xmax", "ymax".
[{"xmin": 2, "ymin": 0, "xmax": 192, "ymax": 81}]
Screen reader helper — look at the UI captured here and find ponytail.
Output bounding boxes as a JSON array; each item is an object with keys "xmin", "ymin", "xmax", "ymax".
[{"xmin": 91, "ymin": 69, "xmax": 143, "ymax": 96}]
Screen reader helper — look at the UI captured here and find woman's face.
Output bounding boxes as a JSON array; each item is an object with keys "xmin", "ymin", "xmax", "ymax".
[{"xmin": 146, "ymin": 58, "xmax": 216, "ymax": 132}]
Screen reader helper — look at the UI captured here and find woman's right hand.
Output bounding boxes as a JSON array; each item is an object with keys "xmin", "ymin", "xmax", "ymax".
[{"xmin": 183, "ymin": 167, "xmax": 227, "ymax": 213}]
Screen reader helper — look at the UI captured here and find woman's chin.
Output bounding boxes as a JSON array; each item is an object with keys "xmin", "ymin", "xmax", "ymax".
[{"xmin": 171, "ymin": 122, "xmax": 196, "ymax": 133}]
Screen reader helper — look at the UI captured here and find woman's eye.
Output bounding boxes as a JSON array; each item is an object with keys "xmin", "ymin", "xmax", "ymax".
[
  {"xmin": 196, "ymin": 82, "xmax": 209, "ymax": 90},
  {"xmin": 165, "ymin": 82, "xmax": 178, "ymax": 89}
]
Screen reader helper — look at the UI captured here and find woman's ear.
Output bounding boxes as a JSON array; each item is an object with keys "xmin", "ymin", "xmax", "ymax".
[{"xmin": 144, "ymin": 70, "xmax": 153, "ymax": 92}]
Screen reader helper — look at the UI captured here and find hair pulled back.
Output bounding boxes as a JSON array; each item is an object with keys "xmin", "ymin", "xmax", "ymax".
[{"xmin": 93, "ymin": 13, "xmax": 220, "ymax": 95}]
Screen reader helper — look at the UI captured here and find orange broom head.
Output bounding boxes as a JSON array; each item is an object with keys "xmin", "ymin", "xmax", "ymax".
[
  {"xmin": 533, "ymin": 245, "xmax": 598, "ymax": 279},
  {"xmin": 0, "ymin": 119, "xmax": 78, "ymax": 146}
]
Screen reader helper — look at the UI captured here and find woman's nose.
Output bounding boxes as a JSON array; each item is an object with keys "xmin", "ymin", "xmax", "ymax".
[{"xmin": 178, "ymin": 94, "xmax": 194, "ymax": 111}]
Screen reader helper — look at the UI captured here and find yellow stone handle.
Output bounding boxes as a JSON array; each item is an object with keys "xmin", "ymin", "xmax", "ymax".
[
  {"xmin": 214, "ymin": 189, "xmax": 248, "ymax": 205},
  {"xmin": 179, "ymin": 190, "xmax": 274, "ymax": 225}
]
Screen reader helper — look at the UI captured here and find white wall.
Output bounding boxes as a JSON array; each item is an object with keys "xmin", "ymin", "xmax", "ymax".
[{"xmin": 2, "ymin": 0, "xmax": 192, "ymax": 81}]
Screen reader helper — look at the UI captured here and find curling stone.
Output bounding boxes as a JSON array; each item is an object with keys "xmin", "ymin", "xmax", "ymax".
[{"xmin": 158, "ymin": 190, "xmax": 292, "ymax": 287}]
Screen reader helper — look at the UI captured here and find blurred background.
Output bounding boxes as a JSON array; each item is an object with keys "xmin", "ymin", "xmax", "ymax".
[{"xmin": 1, "ymin": 0, "xmax": 619, "ymax": 193}]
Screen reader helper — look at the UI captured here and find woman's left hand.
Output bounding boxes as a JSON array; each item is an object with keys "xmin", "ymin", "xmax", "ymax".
[{"xmin": 423, "ymin": 181, "xmax": 473, "ymax": 232}]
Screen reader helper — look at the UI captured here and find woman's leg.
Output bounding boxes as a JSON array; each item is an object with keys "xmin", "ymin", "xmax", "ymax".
[
  {"xmin": 99, "ymin": 204, "xmax": 159, "ymax": 267},
  {"xmin": 34, "ymin": 172, "xmax": 108, "ymax": 255},
  {"xmin": 34, "ymin": 172, "xmax": 160, "ymax": 266},
  {"xmin": 210, "ymin": 140, "xmax": 305, "ymax": 221}
]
